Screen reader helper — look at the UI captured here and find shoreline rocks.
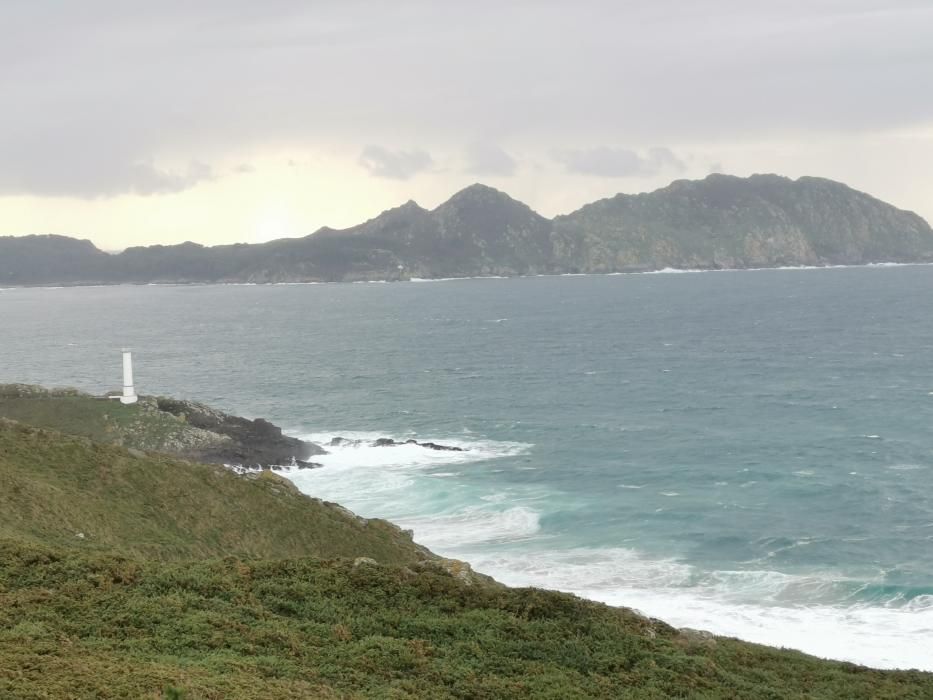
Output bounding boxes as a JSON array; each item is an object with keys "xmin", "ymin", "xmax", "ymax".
[
  {"xmin": 331, "ymin": 436, "xmax": 465, "ymax": 452},
  {"xmin": 153, "ymin": 396, "xmax": 326, "ymax": 469}
]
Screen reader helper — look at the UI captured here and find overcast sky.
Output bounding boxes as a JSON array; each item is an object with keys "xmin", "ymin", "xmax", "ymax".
[{"xmin": 1, "ymin": 0, "xmax": 932, "ymax": 248}]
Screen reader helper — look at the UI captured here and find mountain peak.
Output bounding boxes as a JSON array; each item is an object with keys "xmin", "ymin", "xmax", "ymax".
[
  {"xmin": 444, "ymin": 183, "xmax": 512, "ymax": 203},
  {"xmin": 398, "ymin": 198, "xmax": 425, "ymax": 212}
]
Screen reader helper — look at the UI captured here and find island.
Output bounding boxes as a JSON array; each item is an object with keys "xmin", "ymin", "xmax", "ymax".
[{"xmin": 2, "ymin": 174, "xmax": 932, "ymax": 287}]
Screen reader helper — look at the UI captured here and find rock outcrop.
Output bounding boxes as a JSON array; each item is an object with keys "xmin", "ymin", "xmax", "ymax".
[
  {"xmin": 0, "ymin": 384, "xmax": 324, "ymax": 469},
  {"xmin": 330, "ymin": 436, "xmax": 465, "ymax": 452},
  {"xmin": 153, "ymin": 396, "xmax": 325, "ymax": 467}
]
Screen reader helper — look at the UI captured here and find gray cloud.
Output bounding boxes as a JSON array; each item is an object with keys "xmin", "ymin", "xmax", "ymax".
[
  {"xmin": 0, "ymin": 153, "xmax": 214, "ymax": 199},
  {"xmin": 554, "ymin": 147, "xmax": 686, "ymax": 178},
  {"xmin": 464, "ymin": 142, "xmax": 517, "ymax": 176},
  {"xmin": 0, "ymin": 1, "xmax": 930, "ymax": 200},
  {"xmin": 359, "ymin": 146, "xmax": 433, "ymax": 180}
]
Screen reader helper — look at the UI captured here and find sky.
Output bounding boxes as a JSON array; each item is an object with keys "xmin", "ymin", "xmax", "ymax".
[{"xmin": 1, "ymin": 0, "xmax": 932, "ymax": 249}]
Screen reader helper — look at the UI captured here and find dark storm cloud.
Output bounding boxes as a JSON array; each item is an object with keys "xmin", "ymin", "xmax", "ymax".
[
  {"xmin": 554, "ymin": 147, "xmax": 686, "ymax": 178},
  {"xmin": 464, "ymin": 143, "xmax": 517, "ymax": 176},
  {"xmin": 0, "ymin": 0, "xmax": 931, "ymax": 197},
  {"xmin": 358, "ymin": 146, "xmax": 433, "ymax": 180}
]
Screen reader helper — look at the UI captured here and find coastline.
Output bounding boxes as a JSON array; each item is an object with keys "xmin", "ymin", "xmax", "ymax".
[
  {"xmin": 281, "ymin": 428, "xmax": 933, "ymax": 673},
  {"xmin": 2, "ymin": 260, "xmax": 933, "ymax": 291}
]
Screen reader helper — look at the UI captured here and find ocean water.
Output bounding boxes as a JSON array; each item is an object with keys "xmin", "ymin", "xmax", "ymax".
[{"xmin": 2, "ymin": 266, "xmax": 933, "ymax": 670}]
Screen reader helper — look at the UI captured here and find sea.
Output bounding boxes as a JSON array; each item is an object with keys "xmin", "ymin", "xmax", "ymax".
[{"xmin": 2, "ymin": 265, "xmax": 932, "ymax": 670}]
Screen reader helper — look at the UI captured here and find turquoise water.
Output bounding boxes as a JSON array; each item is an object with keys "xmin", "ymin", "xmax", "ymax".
[{"xmin": 2, "ymin": 266, "xmax": 933, "ymax": 669}]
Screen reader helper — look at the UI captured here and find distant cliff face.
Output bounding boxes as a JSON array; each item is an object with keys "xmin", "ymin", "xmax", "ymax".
[
  {"xmin": 552, "ymin": 174, "xmax": 933, "ymax": 271},
  {"xmin": 2, "ymin": 174, "xmax": 931, "ymax": 285}
]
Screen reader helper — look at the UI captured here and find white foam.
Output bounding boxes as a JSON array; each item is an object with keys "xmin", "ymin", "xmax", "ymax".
[
  {"xmin": 400, "ymin": 505, "xmax": 541, "ymax": 549},
  {"xmin": 644, "ymin": 267, "xmax": 704, "ymax": 274},
  {"xmin": 284, "ymin": 431, "xmax": 535, "ymax": 544},
  {"xmin": 467, "ymin": 547, "xmax": 933, "ymax": 671},
  {"xmin": 282, "ymin": 427, "xmax": 933, "ymax": 670},
  {"xmin": 409, "ymin": 275, "xmax": 508, "ymax": 283},
  {"xmin": 296, "ymin": 431, "xmax": 530, "ymax": 471}
]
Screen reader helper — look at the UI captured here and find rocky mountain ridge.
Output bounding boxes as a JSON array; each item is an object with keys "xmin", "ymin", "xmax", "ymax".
[{"xmin": 2, "ymin": 174, "xmax": 931, "ymax": 285}]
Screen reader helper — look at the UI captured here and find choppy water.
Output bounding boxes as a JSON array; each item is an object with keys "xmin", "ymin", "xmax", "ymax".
[{"xmin": 3, "ymin": 266, "xmax": 933, "ymax": 670}]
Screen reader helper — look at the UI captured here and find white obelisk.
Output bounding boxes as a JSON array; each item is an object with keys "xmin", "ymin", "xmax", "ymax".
[{"xmin": 120, "ymin": 349, "xmax": 138, "ymax": 404}]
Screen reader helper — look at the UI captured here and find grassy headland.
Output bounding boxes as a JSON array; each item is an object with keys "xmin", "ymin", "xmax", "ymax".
[
  {"xmin": 0, "ymin": 383, "xmax": 321, "ymax": 468},
  {"xmin": 1, "ymin": 390, "xmax": 932, "ymax": 697},
  {"xmin": 0, "ymin": 419, "xmax": 428, "ymax": 564}
]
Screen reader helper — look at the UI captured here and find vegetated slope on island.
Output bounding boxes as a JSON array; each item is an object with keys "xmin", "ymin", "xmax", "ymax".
[
  {"xmin": 551, "ymin": 174, "xmax": 933, "ymax": 271},
  {"xmin": 2, "ymin": 539, "xmax": 932, "ymax": 699},
  {"xmin": 0, "ymin": 384, "xmax": 323, "ymax": 468},
  {"xmin": 2, "ymin": 174, "xmax": 931, "ymax": 286},
  {"xmin": 0, "ymin": 418, "xmax": 429, "ymax": 564}
]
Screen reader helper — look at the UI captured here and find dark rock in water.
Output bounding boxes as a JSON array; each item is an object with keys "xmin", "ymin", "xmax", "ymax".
[
  {"xmin": 329, "ymin": 436, "xmax": 361, "ymax": 448},
  {"xmin": 418, "ymin": 441, "xmax": 464, "ymax": 452},
  {"xmin": 375, "ymin": 437, "xmax": 464, "ymax": 452},
  {"xmin": 294, "ymin": 459, "xmax": 323, "ymax": 469}
]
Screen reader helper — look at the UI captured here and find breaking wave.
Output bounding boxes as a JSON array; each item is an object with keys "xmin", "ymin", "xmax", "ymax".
[
  {"xmin": 466, "ymin": 547, "xmax": 933, "ymax": 671},
  {"xmin": 284, "ymin": 428, "xmax": 933, "ymax": 671}
]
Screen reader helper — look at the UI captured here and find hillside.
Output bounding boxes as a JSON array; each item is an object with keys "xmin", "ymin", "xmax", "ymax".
[
  {"xmin": 551, "ymin": 174, "xmax": 933, "ymax": 271},
  {"xmin": 2, "ymin": 174, "xmax": 931, "ymax": 285},
  {"xmin": 2, "ymin": 406, "xmax": 933, "ymax": 696},
  {"xmin": 2, "ymin": 539, "xmax": 932, "ymax": 699},
  {"xmin": 0, "ymin": 418, "xmax": 428, "ymax": 564},
  {"xmin": 0, "ymin": 384, "xmax": 323, "ymax": 469}
]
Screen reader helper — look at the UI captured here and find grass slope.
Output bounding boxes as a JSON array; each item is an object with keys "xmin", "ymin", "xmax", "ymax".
[
  {"xmin": 1, "ymin": 539, "xmax": 931, "ymax": 699},
  {"xmin": 2, "ymin": 403, "xmax": 932, "ymax": 697},
  {"xmin": 0, "ymin": 419, "xmax": 429, "ymax": 565},
  {"xmin": 0, "ymin": 385, "xmax": 223, "ymax": 453}
]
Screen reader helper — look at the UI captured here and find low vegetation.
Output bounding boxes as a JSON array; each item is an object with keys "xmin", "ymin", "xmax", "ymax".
[
  {"xmin": 0, "ymin": 383, "xmax": 322, "ymax": 468},
  {"xmin": 0, "ymin": 419, "xmax": 428, "ymax": 564},
  {"xmin": 0, "ymin": 385, "xmax": 219, "ymax": 454},
  {"xmin": 1, "ymin": 397, "xmax": 932, "ymax": 697},
  {"xmin": 2, "ymin": 538, "xmax": 932, "ymax": 699}
]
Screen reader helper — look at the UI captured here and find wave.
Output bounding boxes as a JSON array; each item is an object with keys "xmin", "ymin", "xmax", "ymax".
[
  {"xmin": 296, "ymin": 430, "xmax": 530, "ymax": 470},
  {"xmin": 400, "ymin": 505, "xmax": 541, "ymax": 548},
  {"xmin": 466, "ymin": 546, "xmax": 933, "ymax": 671},
  {"xmin": 642, "ymin": 262, "xmax": 933, "ymax": 275},
  {"xmin": 285, "ymin": 430, "xmax": 537, "ymax": 548},
  {"xmin": 408, "ymin": 262, "xmax": 933, "ymax": 283},
  {"xmin": 283, "ymin": 428, "xmax": 933, "ymax": 671},
  {"xmin": 410, "ymin": 275, "xmax": 509, "ymax": 283}
]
